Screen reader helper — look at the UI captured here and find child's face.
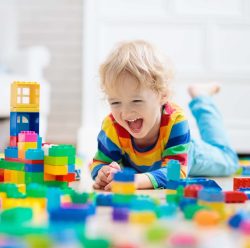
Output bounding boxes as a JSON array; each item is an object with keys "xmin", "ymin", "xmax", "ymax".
[{"xmin": 107, "ymin": 74, "xmax": 165, "ymax": 145}]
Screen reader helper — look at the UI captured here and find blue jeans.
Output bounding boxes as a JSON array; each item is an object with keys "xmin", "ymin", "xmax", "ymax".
[{"xmin": 188, "ymin": 96, "xmax": 239, "ymax": 176}]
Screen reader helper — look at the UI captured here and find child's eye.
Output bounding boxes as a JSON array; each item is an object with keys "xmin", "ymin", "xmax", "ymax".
[
  {"xmin": 110, "ymin": 102, "xmax": 120, "ymax": 105},
  {"xmin": 133, "ymin": 100, "xmax": 142, "ymax": 103}
]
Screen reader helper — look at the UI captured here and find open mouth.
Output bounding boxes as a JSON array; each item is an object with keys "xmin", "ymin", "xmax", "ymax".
[{"xmin": 126, "ymin": 118, "xmax": 143, "ymax": 133}]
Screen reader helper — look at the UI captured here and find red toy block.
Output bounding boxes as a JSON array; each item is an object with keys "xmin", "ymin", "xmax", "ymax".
[
  {"xmin": 184, "ymin": 184, "xmax": 203, "ymax": 198},
  {"xmin": 5, "ymin": 157, "xmax": 44, "ymax": 165},
  {"xmin": 233, "ymin": 178, "xmax": 250, "ymax": 191},
  {"xmin": 0, "ymin": 169, "xmax": 4, "ymax": 182},
  {"xmin": 9, "ymin": 136, "xmax": 18, "ymax": 147},
  {"xmin": 224, "ymin": 191, "xmax": 248, "ymax": 203},
  {"xmin": 56, "ymin": 173, "xmax": 76, "ymax": 182}
]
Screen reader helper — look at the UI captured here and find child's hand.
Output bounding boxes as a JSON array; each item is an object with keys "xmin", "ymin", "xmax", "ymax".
[
  {"xmin": 93, "ymin": 165, "xmax": 111, "ymax": 190},
  {"xmin": 104, "ymin": 162, "xmax": 121, "ymax": 191}
]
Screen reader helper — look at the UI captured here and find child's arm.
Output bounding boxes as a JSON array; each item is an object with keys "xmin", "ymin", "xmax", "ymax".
[{"xmin": 144, "ymin": 117, "xmax": 190, "ymax": 189}]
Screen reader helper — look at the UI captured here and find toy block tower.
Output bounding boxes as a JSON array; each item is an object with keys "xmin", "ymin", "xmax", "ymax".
[{"xmin": 10, "ymin": 82, "xmax": 40, "ymax": 147}]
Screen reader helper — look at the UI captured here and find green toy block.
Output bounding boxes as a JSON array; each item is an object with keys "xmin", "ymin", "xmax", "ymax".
[
  {"xmin": 70, "ymin": 192, "xmax": 89, "ymax": 204},
  {"xmin": 81, "ymin": 238, "xmax": 111, "ymax": 248},
  {"xmin": 146, "ymin": 224, "xmax": 169, "ymax": 242},
  {"xmin": 112, "ymin": 194, "xmax": 135, "ymax": 204},
  {"xmin": 44, "ymin": 156, "xmax": 68, "ymax": 166},
  {"xmin": 1, "ymin": 207, "xmax": 33, "ymax": 224},
  {"xmin": 44, "ymin": 181, "xmax": 68, "ymax": 188},
  {"xmin": 26, "ymin": 183, "xmax": 47, "ymax": 198},
  {"xmin": 0, "ymin": 160, "xmax": 25, "ymax": 171},
  {"xmin": 49, "ymin": 145, "xmax": 76, "ymax": 164},
  {"xmin": 25, "ymin": 234, "xmax": 53, "ymax": 248},
  {"xmin": 183, "ymin": 204, "xmax": 210, "ymax": 220},
  {"xmin": 25, "ymin": 172, "xmax": 44, "ymax": 184}
]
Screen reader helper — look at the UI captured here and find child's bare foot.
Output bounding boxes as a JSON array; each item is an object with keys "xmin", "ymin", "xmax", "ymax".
[{"xmin": 188, "ymin": 83, "xmax": 220, "ymax": 98}]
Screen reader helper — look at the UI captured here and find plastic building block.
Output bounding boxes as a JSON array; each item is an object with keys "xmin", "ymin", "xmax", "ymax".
[
  {"xmin": 11, "ymin": 81, "xmax": 40, "ymax": 112},
  {"xmin": 234, "ymin": 177, "xmax": 250, "ymax": 190},
  {"xmin": 224, "ymin": 191, "xmax": 248, "ymax": 203},
  {"xmin": 183, "ymin": 204, "xmax": 208, "ymax": 220},
  {"xmin": 56, "ymin": 173, "xmax": 75, "ymax": 182},
  {"xmin": 155, "ymin": 204, "xmax": 177, "ymax": 218},
  {"xmin": 111, "ymin": 182, "xmax": 136, "ymax": 194},
  {"xmin": 44, "ymin": 156, "xmax": 68, "ymax": 166},
  {"xmin": 198, "ymin": 188, "xmax": 224, "ymax": 202},
  {"xmin": 26, "ymin": 183, "xmax": 47, "ymax": 198},
  {"xmin": 44, "ymin": 164, "xmax": 68, "ymax": 175},
  {"xmin": 96, "ymin": 194, "xmax": 113, "ymax": 206},
  {"xmin": 228, "ymin": 212, "xmax": 245, "ymax": 229},
  {"xmin": 167, "ymin": 160, "xmax": 181, "ymax": 181},
  {"xmin": 112, "ymin": 207, "xmax": 129, "ymax": 222},
  {"xmin": 184, "ymin": 184, "xmax": 203, "ymax": 198},
  {"xmin": 25, "ymin": 172, "xmax": 44, "ymax": 184},
  {"xmin": 169, "ymin": 233, "xmax": 198, "ymax": 247},
  {"xmin": 46, "ymin": 188, "xmax": 61, "ymax": 211},
  {"xmin": 70, "ymin": 192, "xmax": 89, "ymax": 204},
  {"xmin": 18, "ymin": 131, "xmax": 38, "ymax": 142},
  {"xmin": 179, "ymin": 197, "xmax": 197, "ymax": 211},
  {"xmin": 49, "ymin": 145, "xmax": 76, "ymax": 164},
  {"xmin": 4, "ymin": 147, "xmax": 18, "ymax": 159},
  {"xmin": 194, "ymin": 209, "xmax": 220, "ymax": 226},
  {"xmin": 113, "ymin": 169, "xmax": 135, "ymax": 182},
  {"xmin": 9, "ymin": 136, "xmax": 18, "ymax": 147},
  {"xmin": 129, "ymin": 211, "xmax": 156, "ymax": 224},
  {"xmin": 1, "ymin": 207, "xmax": 33, "ymax": 224},
  {"xmin": 25, "ymin": 148, "xmax": 44, "ymax": 160},
  {"xmin": 25, "ymin": 163, "xmax": 44, "ymax": 172}
]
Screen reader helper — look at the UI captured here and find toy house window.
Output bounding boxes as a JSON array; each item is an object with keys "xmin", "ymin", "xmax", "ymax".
[{"xmin": 17, "ymin": 87, "xmax": 30, "ymax": 104}]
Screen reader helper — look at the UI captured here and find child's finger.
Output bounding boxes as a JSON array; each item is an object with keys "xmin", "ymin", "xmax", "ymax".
[
  {"xmin": 95, "ymin": 176, "xmax": 107, "ymax": 187},
  {"xmin": 104, "ymin": 182, "xmax": 112, "ymax": 191},
  {"xmin": 107, "ymin": 168, "xmax": 119, "ymax": 182},
  {"xmin": 109, "ymin": 162, "xmax": 121, "ymax": 170},
  {"xmin": 93, "ymin": 182, "xmax": 101, "ymax": 190},
  {"xmin": 98, "ymin": 169, "xmax": 110, "ymax": 183},
  {"xmin": 101, "ymin": 166, "xmax": 112, "ymax": 176}
]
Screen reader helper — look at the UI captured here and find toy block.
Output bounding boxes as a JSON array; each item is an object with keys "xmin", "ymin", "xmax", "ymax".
[
  {"xmin": 5, "ymin": 157, "xmax": 44, "ymax": 165},
  {"xmin": 18, "ymin": 131, "xmax": 38, "ymax": 142},
  {"xmin": 18, "ymin": 149, "xmax": 26, "ymax": 160},
  {"xmin": 184, "ymin": 184, "xmax": 203, "ymax": 198},
  {"xmin": 44, "ymin": 181, "xmax": 68, "ymax": 188},
  {"xmin": 9, "ymin": 136, "xmax": 18, "ymax": 147},
  {"xmin": 25, "ymin": 149, "xmax": 44, "ymax": 160},
  {"xmin": 5, "ymin": 147, "xmax": 18, "ymax": 159},
  {"xmin": 26, "ymin": 183, "xmax": 47, "ymax": 198},
  {"xmin": 112, "ymin": 194, "xmax": 135, "ymax": 205},
  {"xmin": 44, "ymin": 164, "xmax": 68, "ymax": 175},
  {"xmin": 47, "ymin": 187, "xmax": 61, "ymax": 211},
  {"xmin": 0, "ymin": 160, "xmax": 25, "ymax": 171},
  {"xmin": 111, "ymin": 182, "xmax": 136, "ymax": 194},
  {"xmin": 167, "ymin": 160, "xmax": 181, "ymax": 181},
  {"xmin": 11, "ymin": 81, "xmax": 40, "ymax": 112},
  {"xmin": 129, "ymin": 211, "xmax": 156, "ymax": 224},
  {"xmin": 44, "ymin": 173, "xmax": 56, "ymax": 181},
  {"xmin": 1, "ymin": 207, "xmax": 33, "ymax": 224},
  {"xmin": 112, "ymin": 208, "xmax": 129, "ymax": 222},
  {"xmin": 55, "ymin": 173, "xmax": 75, "ymax": 182},
  {"xmin": 4, "ymin": 170, "xmax": 12, "ymax": 182},
  {"xmin": 198, "ymin": 188, "xmax": 224, "ymax": 202},
  {"xmin": 242, "ymin": 167, "xmax": 250, "ymax": 176},
  {"xmin": 25, "ymin": 164, "xmax": 44, "ymax": 173},
  {"xmin": 113, "ymin": 169, "xmax": 135, "ymax": 182},
  {"xmin": 44, "ymin": 156, "xmax": 68, "ymax": 166},
  {"xmin": 10, "ymin": 112, "xmax": 39, "ymax": 136},
  {"xmin": 233, "ymin": 178, "xmax": 250, "ymax": 191},
  {"xmin": 18, "ymin": 142, "xmax": 37, "ymax": 151},
  {"xmin": 0, "ymin": 168, "xmax": 4, "ymax": 182},
  {"xmin": 96, "ymin": 194, "xmax": 113, "ymax": 206},
  {"xmin": 68, "ymin": 164, "xmax": 75, "ymax": 173},
  {"xmin": 194, "ymin": 209, "xmax": 220, "ymax": 226},
  {"xmin": 42, "ymin": 143, "xmax": 55, "ymax": 156},
  {"xmin": 49, "ymin": 145, "xmax": 76, "ymax": 164},
  {"xmin": 224, "ymin": 191, "xmax": 248, "ymax": 203},
  {"xmin": 155, "ymin": 204, "xmax": 177, "ymax": 218},
  {"xmin": 70, "ymin": 192, "xmax": 89, "ymax": 204},
  {"xmin": 25, "ymin": 172, "xmax": 44, "ymax": 184},
  {"xmin": 179, "ymin": 197, "xmax": 197, "ymax": 211}
]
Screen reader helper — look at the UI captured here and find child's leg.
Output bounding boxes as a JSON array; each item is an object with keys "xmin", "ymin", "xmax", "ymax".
[{"xmin": 188, "ymin": 95, "xmax": 239, "ymax": 176}]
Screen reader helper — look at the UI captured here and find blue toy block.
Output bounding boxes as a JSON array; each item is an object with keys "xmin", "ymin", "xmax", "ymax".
[
  {"xmin": 228, "ymin": 212, "xmax": 245, "ymax": 229},
  {"xmin": 113, "ymin": 169, "xmax": 135, "ymax": 182},
  {"xmin": 165, "ymin": 178, "xmax": 222, "ymax": 190},
  {"xmin": 156, "ymin": 204, "xmax": 177, "ymax": 218},
  {"xmin": 179, "ymin": 197, "xmax": 197, "ymax": 211},
  {"xmin": 96, "ymin": 194, "xmax": 113, "ymax": 206},
  {"xmin": 47, "ymin": 188, "xmax": 61, "ymax": 212},
  {"xmin": 25, "ymin": 163, "xmax": 44, "ymax": 172},
  {"xmin": 25, "ymin": 149, "xmax": 44, "ymax": 160},
  {"xmin": 68, "ymin": 164, "xmax": 75, "ymax": 173},
  {"xmin": 37, "ymin": 136, "xmax": 42, "ymax": 149},
  {"xmin": 242, "ymin": 167, "xmax": 250, "ymax": 176},
  {"xmin": 10, "ymin": 112, "xmax": 39, "ymax": 136},
  {"xmin": 4, "ymin": 146, "xmax": 18, "ymax": 159},
  {"xmin": 167, "ymin": 160, "xmax": 181, "ymax": 181},
  {"xmin": 130, "ymin": 198, "xmax": 155, "ymax": 211},
  {"xmin": 198, "ymin": 188, "xmax": 224, "ymax": 202}
]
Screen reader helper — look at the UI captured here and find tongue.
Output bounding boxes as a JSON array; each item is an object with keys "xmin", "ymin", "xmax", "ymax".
[{"xmin": 129, "ymin": 119, "xmax": 143, "ymax": 131}]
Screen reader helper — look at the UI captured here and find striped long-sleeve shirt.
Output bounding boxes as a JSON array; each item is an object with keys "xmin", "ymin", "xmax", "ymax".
[{"xmin": 90, "ymin": 103, "xmax": 190, "ymax": 188}]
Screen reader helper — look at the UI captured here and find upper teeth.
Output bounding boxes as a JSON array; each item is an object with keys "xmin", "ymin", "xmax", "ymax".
[{"xmin": 127, "ymin": 118, "xmax": 138, "ymax": 122}]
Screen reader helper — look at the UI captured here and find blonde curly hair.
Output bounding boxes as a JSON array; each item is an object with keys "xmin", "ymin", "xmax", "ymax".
[{"xmin": 99, "ymin": 40, "xmax": 174, "ymax": 97}]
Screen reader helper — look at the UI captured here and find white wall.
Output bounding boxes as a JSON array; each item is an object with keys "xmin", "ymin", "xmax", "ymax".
[
  {"xmin": 17, "ymin": 0, "xmax": 83, "ymax": 144},
  {"xmin": 79, "ymin": 0, "xmax": 250, "ymax": 158}
]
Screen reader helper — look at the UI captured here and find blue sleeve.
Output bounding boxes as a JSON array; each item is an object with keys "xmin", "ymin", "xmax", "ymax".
[{"xmin": 145, "ymin": 167, "xmax": 168, "ymax": 189}]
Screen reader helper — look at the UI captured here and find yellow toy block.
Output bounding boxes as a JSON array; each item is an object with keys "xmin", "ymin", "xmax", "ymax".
[
  {"xmin": 18, "ymin": 142, "xmax": 37, "ymax": 151},
  {"xmin": 198, "ymin": 200, "xmax": 225, "ymax": 219},
  {"xmin": 16, "ymin": 171, "xmax": 25, "ymax": 184},
  {"xmin": 111, "ymin": 182, "xmax": 136, "ymax": 194},
  {"xmin": 17, "ymin": 184, "xmax": 26, "ymax": 194},
  {"xmin": 11, "ymin": 81, "xmax": 40, "ymax": 112},
  {"xmin": 166, "ymin": 189, "xmax": 176, "ymax": 195},
  {"xmin": 44, "ymin": 164, "xmax": 68, "ymax": 175},
  {"xmin": 129, "ymin": 211, "xmax": 156, "ymax": 224}
]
